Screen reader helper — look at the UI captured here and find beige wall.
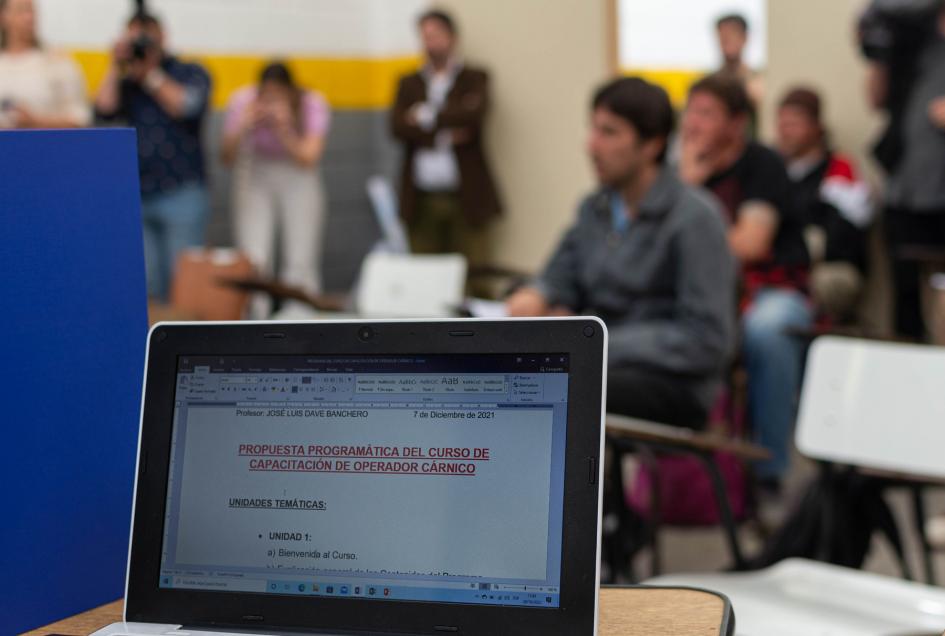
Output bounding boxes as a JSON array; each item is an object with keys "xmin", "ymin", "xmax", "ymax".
[
  {"xmin": 439, "ymin": 0, "xmax": 612, "ymax": 271},
  {"xmin": 762, "ymin": 0, "xmax": 881, "ymax": 173},
  {"xmin": 764, "ymin": 0, "xmax": 891, "ymax": 332},
  {"xmin": 438, "ymin": 0, "xmax": 892, "ymax": 327}
]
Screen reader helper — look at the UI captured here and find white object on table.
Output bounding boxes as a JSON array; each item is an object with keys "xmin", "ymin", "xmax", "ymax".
[
  {"xmin": 465, "ymin": 298, "xmax": 509, "ymax": 319},
  {"xmin": 648, "ymin": 558, "xmax": 945, "ymax": 636},
  {"xmin": 356, "ymin": 252, "xmax": 467, "ymax": 318}
]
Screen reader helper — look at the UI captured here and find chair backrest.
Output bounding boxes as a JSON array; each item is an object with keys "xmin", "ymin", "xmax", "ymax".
[
  {"xmin": 170, "ymin": 248, "xmax": 254, "ymax": 320},
  {"xmin": 356, "ymin": 252, "xmax": 467, "ymax": 318},
  {"xmin": 796, "ymin": 336, "xmax": 945, "ymax": 479},
  {"xmin": 366, "ymin": 175, "xmax": 410, "ymax": 255}
]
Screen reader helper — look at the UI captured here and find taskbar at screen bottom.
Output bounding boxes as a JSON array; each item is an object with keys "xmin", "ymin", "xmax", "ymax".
[{"xmin": 158, "ymin": 576, "xmax": 560, "ymax": 608}]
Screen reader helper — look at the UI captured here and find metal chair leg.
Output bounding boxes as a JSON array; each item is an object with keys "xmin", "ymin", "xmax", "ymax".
[
  {"xmin": 605, "ymin": 437, "xmax": 637, "ymax": 582},
  {"xmin": 911, "ymin": 485, "xmax": 936, "ymax": 585},
  {"xmin": 637, "ymin": 447, "xmax": 663, "ymax": 578},
  {"xmin": 697, "ymin": 452, "xmax": 748, "ymax": 570}
]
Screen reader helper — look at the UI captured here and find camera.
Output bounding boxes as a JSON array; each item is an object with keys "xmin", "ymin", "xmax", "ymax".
[
  {"xmin": 131, "ymin": 34, "xmax": 156, "ymax": 60},
  {"xmin": 357, "ymin": 326, "xmax": 375, "ymax": 342},
  {"xmin": 858, "ymin": 0, "xmax": 940, "ymax": 62}
]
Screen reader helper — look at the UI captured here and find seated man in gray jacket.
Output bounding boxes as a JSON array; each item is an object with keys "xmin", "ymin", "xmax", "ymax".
[{"xmin": 507, "ymin": 77, "xmax": 735, "ymax": 428}]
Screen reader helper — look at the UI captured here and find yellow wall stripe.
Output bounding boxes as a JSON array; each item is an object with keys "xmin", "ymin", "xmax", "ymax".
[
  {"xmin": 71, "ymin": 53, "xmax": 703, "ymax": 111},
  {"xmin": 69, "ymin": 50, "xmax": 421, "ymax": 110},
  {"xmin": 621, "ymin": 67, "xmax": 707, "ymax": 107}
]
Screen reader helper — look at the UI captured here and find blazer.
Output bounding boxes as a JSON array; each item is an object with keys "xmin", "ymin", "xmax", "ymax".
[{"xmin": 390, "ymin": 65, "xmax": 503, "ymax": 226}]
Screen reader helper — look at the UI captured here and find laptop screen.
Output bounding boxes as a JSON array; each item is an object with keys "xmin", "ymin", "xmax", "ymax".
[{"xmin": 158, "ymin": 353, "xmax": 568, "ymax": 608}]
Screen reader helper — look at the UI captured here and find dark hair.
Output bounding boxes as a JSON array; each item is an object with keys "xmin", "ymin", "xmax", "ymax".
[
  {"xmin": 260, "ymin": 61, "xmax": 297, "ymax": 89},
  {"xmin": 780, "ymin": 86, "xmax": 827, "ymax": 145},
  {"xmin": 418, "ymin": 9, "xmax": 457, "ymax": 35},
  {"xmin": 127, "ymin": 10, "xmax": 160, "ymax": 29},
  {"xmin": 779, "ymin": 86, "xmax": 822, "ymax": 122},
  {"xmin": 688, "ymin": 72, "xmax": 753, "ymax": 117},
  {"xmin": 258, "ymin": 61, "xmax": 303, "ymax": 132},
  {"xmin": 716, "ymin": 13, "xmax": 748, "ymax": 32},
  {"xmin": 592, "ymin": 77, "xmax": 675, "ymax": 162}
]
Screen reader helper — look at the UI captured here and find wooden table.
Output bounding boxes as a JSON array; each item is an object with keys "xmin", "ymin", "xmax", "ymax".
[
  {"xmin": 23, "ymin": 586, "xmax": 734, "ymax": 636},
  {"xmin": 606, "ymin": 414, "xmax": 770, "ymax": 461}
]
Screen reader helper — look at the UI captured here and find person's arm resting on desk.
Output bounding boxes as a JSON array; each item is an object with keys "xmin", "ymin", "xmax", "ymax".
[{"xmin": 507, "ymin": 218, "xmax": 584, "ymax": 317}]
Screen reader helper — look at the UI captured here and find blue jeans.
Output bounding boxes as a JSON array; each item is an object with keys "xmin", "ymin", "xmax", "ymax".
[
  {"xmin": 141, "ymin": 182, "xmax": 209, "ymax": 300},
  {"xmin": 742, "ymin": 288, "xmax": 813, "ymax": 479}
]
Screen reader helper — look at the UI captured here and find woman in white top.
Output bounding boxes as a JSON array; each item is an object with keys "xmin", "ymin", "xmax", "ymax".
[{"xmin": 0, "ymin": 0, "xmax": 90, "ymax": 128}]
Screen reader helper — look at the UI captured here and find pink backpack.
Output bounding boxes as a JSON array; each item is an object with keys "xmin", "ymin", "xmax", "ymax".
[{"xmin": 626, "ymin": 392, "xmax": 750, "ymax": 525}]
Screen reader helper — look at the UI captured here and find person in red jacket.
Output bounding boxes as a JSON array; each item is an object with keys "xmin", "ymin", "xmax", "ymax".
[{"xmin": 776, "ymin": 87, "xmax": 874, "ymax": 322}]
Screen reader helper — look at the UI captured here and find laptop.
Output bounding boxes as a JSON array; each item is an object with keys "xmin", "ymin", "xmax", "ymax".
[{"xmin": 93, "ymin": 318, "xmax": 607, "ymax": 636}]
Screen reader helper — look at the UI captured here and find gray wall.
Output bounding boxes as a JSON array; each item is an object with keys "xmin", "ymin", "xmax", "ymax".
[{"xmin": 203, "ymin": 109, "xmax": 400, "ymax": 293}]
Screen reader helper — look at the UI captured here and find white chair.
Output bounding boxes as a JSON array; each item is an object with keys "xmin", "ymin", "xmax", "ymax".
[
  {"xmin": 366, "ymin": 175, "xmax": 410, "ymax": 255},
  {"xmin": 797, "ymin": 336, "xmax": 945, "ymax": 479},
  {"xmin": 646, "ymin": 336, "xmax": 945, "ymax": 635},
  {"xmin": 355, "ymin": 251, "xmax": 467, "ymax": 318}
]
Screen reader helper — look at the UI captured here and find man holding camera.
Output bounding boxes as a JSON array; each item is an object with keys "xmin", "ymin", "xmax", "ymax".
[
  {"xmin": 95, "ymin": 11, "xmax": 212, "ymax": 301},
  {"xmin": 861, "ymin": 0, "xmax": 945, "ymax": 340}
]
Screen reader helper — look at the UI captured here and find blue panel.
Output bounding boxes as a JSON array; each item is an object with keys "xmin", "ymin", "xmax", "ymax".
[{"xmin": 0, "ymin": 129, "xmax": 147, "ymax": 632}]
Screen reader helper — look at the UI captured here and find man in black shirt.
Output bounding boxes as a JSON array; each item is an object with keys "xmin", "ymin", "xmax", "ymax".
[{"xmin": 679, "ymin": 73, "xmax": 812, "ymax": 486}]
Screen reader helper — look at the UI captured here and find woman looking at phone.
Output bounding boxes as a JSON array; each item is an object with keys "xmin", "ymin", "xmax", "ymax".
[{"xmin": 222, "ymin": 61, "xmax": 331, "ymax": 316}]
